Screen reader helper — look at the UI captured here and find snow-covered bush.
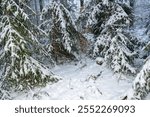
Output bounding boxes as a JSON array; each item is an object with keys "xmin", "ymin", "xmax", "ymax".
[{"xmin": 0, "ymin": 0, "xmax": 58, "ymax": 97}]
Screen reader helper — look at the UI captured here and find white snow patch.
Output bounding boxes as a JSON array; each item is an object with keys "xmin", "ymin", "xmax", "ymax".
[{"xmin": 13, "ymin": 58, "xmax": 133, "ymax": 100}]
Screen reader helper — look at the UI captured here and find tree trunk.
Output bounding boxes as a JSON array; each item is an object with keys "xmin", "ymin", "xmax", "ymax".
[
  {"xmin": 80, "ymin": 0, "xmax": 84, "ymax": 12},
  {"xmin": 39, "ymin": 0, "xmax": 43, "ymax": 12},
  {"xmin": 33, "ymin": 0, "xmax": 39, "ymax": 25}
]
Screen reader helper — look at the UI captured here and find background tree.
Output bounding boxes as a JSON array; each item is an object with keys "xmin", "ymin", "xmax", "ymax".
[{"xmin": 80, "ymin": 0, "xmax": 84, "ymax": 12}]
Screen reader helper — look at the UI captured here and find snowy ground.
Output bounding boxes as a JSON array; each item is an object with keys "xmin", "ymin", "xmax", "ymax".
[{"xmin": 13, "ymin": 58, "xmax": 133, "ymax": 100}]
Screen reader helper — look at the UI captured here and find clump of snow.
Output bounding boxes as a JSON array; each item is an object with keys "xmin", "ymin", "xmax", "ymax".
[{"xmin": 96, "ymin": 57, "xmax": 104, "ymax": 65}]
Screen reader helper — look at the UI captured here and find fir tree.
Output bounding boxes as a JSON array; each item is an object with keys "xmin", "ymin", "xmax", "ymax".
[
  {"xmin": 104, "ymin": 31, "xmax": 136, "ymax": 74},
  {"xmin": 88, "ymin": 0, "xmax": 137, "ymax": 74},
  {"xmin": 41, "ymin": 1, "xmax": 87, "ymax": 63},
  {"xmin": 76, "ymin": 0, "xmax": 95, "ymax": 32},
  {"xmin": 77, "ymin": 0, "xmax": 133, "ymax": 33},
  {"xmin": 125, "ymin": 19, "xmax": 150, "ymax": 99},
  {"xmin": 122, "ymin": 58, "xmax": 150, "ymax": 100},
  {"xmin": 132, "ymin": 58, "xmax": 150, "ymax": 99},
  {"xmin": 0, "ymin": 0, "xmax": 58, "ymax": 99}
]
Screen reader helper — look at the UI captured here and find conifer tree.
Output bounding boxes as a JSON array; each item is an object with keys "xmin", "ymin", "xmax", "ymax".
[
  {"xmin": 122, "ymin": 58, "xmax": 150, "ymax": 100},
  {"xmin": 121, "ymin": 0, "xmax": 150, "ymax": 99},
  {"xmin": 88, "ymin": 0, "xmax": 137, "ymax": 74},
  {"xmin": 126, "ymin": 22, "xmax": 150, "ymax": 99},
  {"xmin": 132, "ymin": 58, "xmax": 150, "ymax": 99},
  {"xmin": 41, "ymin": 1, "xmax": 87, "ymax": 63},
  {"xmin": 76, "ymin": 0, "xmax": 97, "ymax": 32},
  {"xmin": 0, "ymin": 0, "xmax": 58, "ymax": 99}
]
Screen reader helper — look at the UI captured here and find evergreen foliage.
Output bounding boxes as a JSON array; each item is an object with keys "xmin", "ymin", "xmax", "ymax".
[
  {"xmin": 87, "ymin": 0, "xmax": 137, "ymax": 74},
  {"xmin": 123, "ymin": 58, "xmax": 150, "ymax": 100},
  {"xmin": 41, "ymin": 1, "xmax": 87, "ymax": 63},
  {"xmin": 132, "ymin": 58, "xmax": 150, "ymax": 99},
  {"xmin": 0, "ymin": 0, "xmax": 58, "ymax": 98},
  {"xmin": 0, "ymin": 0, "xmax": 150, "ymax": 100}
]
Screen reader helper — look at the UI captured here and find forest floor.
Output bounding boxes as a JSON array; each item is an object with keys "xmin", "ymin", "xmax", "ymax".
[{"xmin": 13, "ymin": 57, "xmax": 134, "ymax": 100}]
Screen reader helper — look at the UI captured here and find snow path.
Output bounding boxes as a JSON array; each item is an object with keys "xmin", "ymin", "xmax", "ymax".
[{"xmin": 14, "ymin": 58, "xmax": 133, "ymax": 100}]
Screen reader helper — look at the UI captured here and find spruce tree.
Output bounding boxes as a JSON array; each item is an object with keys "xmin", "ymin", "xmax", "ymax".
[
  {"xmin": 132, "ymin": 58, "xmax": 150, "ymax": 99},
  {"xmin": 126, "ymin": 24, "xmax": 150, "ymax": 99},
  {"xmin": 76, "ymin": 0, "xmax": 95, "ymax": 32},
  {"xmin": 0, "ymin": 0, "xmax": 58, "ymax": 99},
  {"xmin": 41, "ymin": 1, "xmax": 87, "ymax": 63},
  {"xmin": 88, "ymin": 0, "xmax": 137, "ymax": 74},
  {"xmin": 123, "ymin": 58, "xmax": 150, "ymax": 100}
]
